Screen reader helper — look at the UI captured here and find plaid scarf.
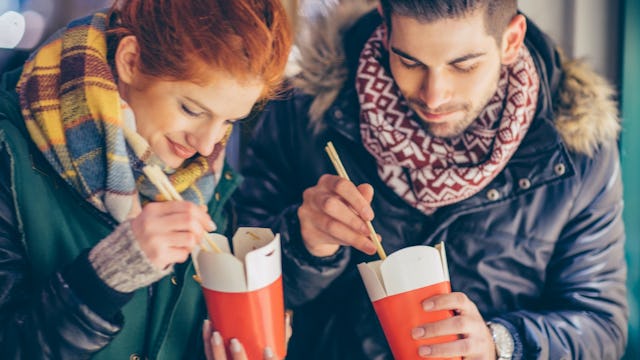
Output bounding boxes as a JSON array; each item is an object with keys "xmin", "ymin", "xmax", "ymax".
[
  {"xmin": 17, "ymin": 11, "xmax": 225, "ymax": 222},
  {"xmin": 357, "ymin": 25, "xmax": 539, "ymax": 215}
]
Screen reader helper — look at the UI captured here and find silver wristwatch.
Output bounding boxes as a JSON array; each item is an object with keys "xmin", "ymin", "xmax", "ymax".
[{"xmin": 487, "ymin": 321, "xmax": 514, "ymax": 360}]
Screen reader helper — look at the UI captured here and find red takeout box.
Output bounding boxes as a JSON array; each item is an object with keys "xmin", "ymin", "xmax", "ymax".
[
  {"xmin": 358, "ymin": 243, "xmax": 460, "ymax": 360},
  {"xmin": 193, "ymin": 228, "xmax": 286, "ymax": 360}
]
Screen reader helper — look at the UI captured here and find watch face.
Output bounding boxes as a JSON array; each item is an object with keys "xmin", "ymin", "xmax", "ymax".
[{"xmin": 489, "ymin": 322, "xmax": 514, "ymax": 358}]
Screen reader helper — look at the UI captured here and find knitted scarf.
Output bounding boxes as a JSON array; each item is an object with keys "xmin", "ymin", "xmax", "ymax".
[
  {"xmin": 17, "ymin": 11, "xmax": 226, "ymax": 222},
  {"xmin": 357, "ymin": 25, "xmax": 539, "ymax": 215}
]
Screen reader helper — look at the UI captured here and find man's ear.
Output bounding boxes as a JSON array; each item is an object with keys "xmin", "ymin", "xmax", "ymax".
[
  {"xmin": 114, "ymin": 35, "xmax": 140, "ymax": 86},
  {"xmin": 500, "ymin": 14, "xmax": 527, "ymax": 65}
]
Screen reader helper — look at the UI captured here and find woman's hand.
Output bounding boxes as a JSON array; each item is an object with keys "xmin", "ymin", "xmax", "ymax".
[
  {"xmin": 130, "ymin": 201, "xmax": 215, "ymax": 270},
  {"xmin": 203, "ymin": 313, "xmax": 292, "ymax": 360},
  {"xmin": 203, "ymin": 320, "xmax": 277, "ymax": 360}
]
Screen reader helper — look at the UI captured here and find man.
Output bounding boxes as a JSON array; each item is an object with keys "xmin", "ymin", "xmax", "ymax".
[{"xmin": 233, "ymin": 0, "xmax": 628, "ymax": 359}]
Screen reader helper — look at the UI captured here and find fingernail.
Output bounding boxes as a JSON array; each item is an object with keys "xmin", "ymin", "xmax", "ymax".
[
  {"xmin": 285, "ymin": 311, "xmax": 292, "ymax": 326},
  {"xmin": 419, "ymin": 345, "xmax": 432, "ymax": 356},
  {"xmin": 213, "ymin": 331, "xmax": 222, "ymax": 346},
  {"xmin": 412, "ymin": 327, "xmax": 425, "ymax": 339},
  {"xmin": 208, "ymin": 220, "xmax": 217, "ymax": 232},
  {"xmin": 263, "ymin": 347, "xmax": 274, "ymax": 358},
  {"xmin": 230, "ymin": 338, "xmax": 242, "ymax": 353},
  {"xmin": 423, "ymin": 300, "xmax": 434, "ymax": 310}
]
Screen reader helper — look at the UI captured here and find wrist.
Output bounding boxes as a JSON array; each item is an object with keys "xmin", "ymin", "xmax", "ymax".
[
  {"xmin": 487, "ymin": 321, "xmax": 514, "ymax": 360},
  {"xmin": 302, "ymin": 240, "xmax": 340, "ymax": 257}
]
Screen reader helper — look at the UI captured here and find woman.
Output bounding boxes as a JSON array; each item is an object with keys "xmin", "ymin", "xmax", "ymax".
[{"xmin": 0, "ymin": 0, "xmax": 291, "ymax": 358}]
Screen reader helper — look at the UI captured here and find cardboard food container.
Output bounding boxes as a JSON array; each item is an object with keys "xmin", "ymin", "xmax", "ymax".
[
  {"xmin": 357, "ymin": 243, "xmax": 460, "ymax": 360},
  {"xmin": 193, "ymin": 228, "xmax": 286, "ymax": 360}
]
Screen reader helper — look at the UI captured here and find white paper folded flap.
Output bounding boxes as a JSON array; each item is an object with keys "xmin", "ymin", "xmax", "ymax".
[
  {"xmin": 358, "ymin": 260, "xmax": 386, "ymax": 302},
  {"xmin": 192, "ymin": 233, "xmax": 231, "ymax": 278},
  {"xmin": 245, "ymin": 235, "xmax": 282, "ymax": 291},
  {"xmin": 358, "ymin": 245, "xmax": 449, "ymax": 301},
  {"xmin": 197, "ymin": 251, "xmax": 247, "ymax": 292},
  {"xmin": 434, "ymin": 242, "xmax": 450, "ymax": 281},
  {"xmin": 194, "ymin": 228, "xmax": 282, "ymax": 293},
  {"xmin": 233, "ymin": 227, "xmax": 276, "ymax": 262},
  {"xmin": 381, "ymin": 246, "xmax": 445, "ymax": 296}
]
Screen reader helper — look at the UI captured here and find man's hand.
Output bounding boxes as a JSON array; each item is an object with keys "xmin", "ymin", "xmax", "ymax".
[
  {"xmin": 298, "ymin": 174, "xmax": 379, "ymax": 257},
  {"xmin": 411, "ymin": 292, "xmax": 495, "ymax": 359},
  {"xmin": 130, "ymin": 201, "xmax": 215, "ymax": 270}
]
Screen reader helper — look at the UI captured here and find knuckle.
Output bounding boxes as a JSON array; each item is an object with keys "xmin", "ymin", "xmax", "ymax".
[
  {"xmin": 453, "ymin": 292, "xmax": 468, "ymax": 304},
  {"xmin": 459, "ymin": 338, "xmax": 472, "ymax": 354},
  {"xmin": 452, "ymin": 315, "xmax": 466, "ymax": 329},
  {"xmin": 334, "ymin": 178, "xmax": 351, "ymax": 193},
  {"xmin": 318, "ymin": 174, "xmax": 333, "ymax": 185},
  {"xmin": 325, "ymin": 218, "xmax": 342, "ymax": 235},
  {"xmin": 321, "ymin": 196, "xmax": 340, "ymax": 213}
]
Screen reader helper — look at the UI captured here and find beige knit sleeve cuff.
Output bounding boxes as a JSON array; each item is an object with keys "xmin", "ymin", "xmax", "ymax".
[{"xmin": 88, "ymin": 220, "xmax": 172, "ymax": 293}]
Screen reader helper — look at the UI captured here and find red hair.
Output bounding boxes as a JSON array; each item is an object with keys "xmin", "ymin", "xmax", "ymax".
[{"xmin": 108, "ymin": 0, "xmax": 292, "ymax": 99}]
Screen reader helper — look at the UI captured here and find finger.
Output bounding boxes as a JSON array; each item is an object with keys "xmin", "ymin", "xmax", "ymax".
[
  {"xmin": 203, "ymin": 320, "xmax": 214, "ymax": 360},
  {"xmin": 146, "ymin": 245, "xmax": 191, "ymax": 267},
  {"xmin": 357, "ymin": 183, "xmax": 374, "ymax": 205},
  {"xmin": 419, "ymin": 337, "xmax": 486, "ymax": 358},
  {"xmin": 211, "ymin": 331, "xmax": 227, "ymax": 360},
  {"xmin": 149, "ymin": 232, "xmax": 199, "ymax": 250},
  {"xmin": 161, "ymin": 210, "xmax": 216, "ymax": 235},
  {"xmin": 285, "ymin": 311, "xmax": 293, "ymax": 343},
  {"xmin": 422, "ymin": 292, "xmax": 477, "ymax": 314},
  {"xmin": 230, "ymin": 339, "xmax": 248, "ymax": 360},
  {"xmin": 304, "ymin": 217, "xmax": 377, "ymax": 255},
  {"xmin": 319, "ymin": 175, "xmax": 374, "ymax": 221},
  {"xmin": 312, "ymin": 193, "xmax": 370, "ymax": 236},
  {"xmin": 412, "ymin": 314, "xmax": 471, "ymax": 340},
  {"xmin": 145, "ymin": 201, "xmax": 217, "ymax": 232},
  {"xmin": 263, "ymin": 347, "xmax": 275, "ymax": 360}
]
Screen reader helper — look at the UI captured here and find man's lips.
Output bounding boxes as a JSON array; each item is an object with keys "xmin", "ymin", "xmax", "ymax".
[
  {"xmin": 168, "ymin": 138, "xmax": 197, "ymax": 159},
  {"xmin": 415, "ymin": 107, "xmax": 459, "ymax": 122}
]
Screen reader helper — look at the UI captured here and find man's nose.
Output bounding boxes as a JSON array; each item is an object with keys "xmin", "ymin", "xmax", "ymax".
[{"xmin": 420, "ymin": 70, "xmax": 452, "ymax": 110}]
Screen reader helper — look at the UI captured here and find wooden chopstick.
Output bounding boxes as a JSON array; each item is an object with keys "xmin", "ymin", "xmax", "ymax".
[
  {"xmin": 324, "ymin": 142, "xmax": 387, "ymax": 260},
  {"xmin": 142, "ymin": 165, "xmax": 222, "ymax": 253}
]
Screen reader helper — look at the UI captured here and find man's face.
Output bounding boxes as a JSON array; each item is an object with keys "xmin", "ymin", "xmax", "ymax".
[{"xmin": 388, "ymin": 11, "xmax": 505, "ymax": 138}]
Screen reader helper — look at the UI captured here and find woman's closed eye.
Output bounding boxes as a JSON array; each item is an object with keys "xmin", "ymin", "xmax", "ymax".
[{"xmin": 181, "ymin": 103, "xmax": 204, "ymax": 117}]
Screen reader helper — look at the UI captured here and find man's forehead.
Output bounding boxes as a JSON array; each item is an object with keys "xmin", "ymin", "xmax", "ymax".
[{"xmin": 388, "ymin": 13, "xmax": 495, "ymax": 56}]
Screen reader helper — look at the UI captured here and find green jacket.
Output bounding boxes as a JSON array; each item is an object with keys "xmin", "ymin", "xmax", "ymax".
[{"xmin": 0, "ymin": 68, "xmax": 242, "ymax": 359}]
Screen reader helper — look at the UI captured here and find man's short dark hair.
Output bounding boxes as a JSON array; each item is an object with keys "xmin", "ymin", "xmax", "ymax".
[{"xmin": 379, "ymin": 0, "xmax": 517, "ymax": 43}]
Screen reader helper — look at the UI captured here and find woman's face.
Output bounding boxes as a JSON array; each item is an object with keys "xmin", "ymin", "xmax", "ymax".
[{"xmin": 116, "ymin": 37, "xmax": 264, "ymax": 168}]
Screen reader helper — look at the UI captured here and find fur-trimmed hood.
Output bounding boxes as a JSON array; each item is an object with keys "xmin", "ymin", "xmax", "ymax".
[{"xmin": 291, "ymin": 0, "xmax": 619, "ymax": 157}]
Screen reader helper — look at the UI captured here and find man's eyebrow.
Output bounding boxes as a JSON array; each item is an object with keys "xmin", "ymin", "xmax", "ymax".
[
  {"xmin": 390, "ymin": 46, "xmax": 486, "ymax": 66},
  {"xmin": 390, "ymin": 46, "xmax": 424, "ymax": 65}
]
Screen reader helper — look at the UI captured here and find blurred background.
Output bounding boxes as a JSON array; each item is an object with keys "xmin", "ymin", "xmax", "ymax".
[{"xmin": 1, "ymin": 0, "xmax": 638, "ymax": 358}]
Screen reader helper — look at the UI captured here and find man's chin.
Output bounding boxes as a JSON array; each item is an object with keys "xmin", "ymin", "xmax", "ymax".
[{"xmin": 423, "ymin": 122, "xmax": 466, "ymax": 139}]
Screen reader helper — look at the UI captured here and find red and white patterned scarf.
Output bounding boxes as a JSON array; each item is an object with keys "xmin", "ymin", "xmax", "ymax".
[{"xmin": 357, "ymin": 25, "xmax": 539, "ymax": 215}]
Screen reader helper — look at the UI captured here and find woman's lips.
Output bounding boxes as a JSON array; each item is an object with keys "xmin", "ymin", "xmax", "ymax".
[{"xmin": 168, "ymin": 138, "xmax": 197, "ymax": 159}]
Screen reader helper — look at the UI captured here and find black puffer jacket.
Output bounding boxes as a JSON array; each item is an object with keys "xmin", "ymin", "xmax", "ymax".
[{"xmin": 233, "ymin": 6, "xmax": 627, "ymax": 360}]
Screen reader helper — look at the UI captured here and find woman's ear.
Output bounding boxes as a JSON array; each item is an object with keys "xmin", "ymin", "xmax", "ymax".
[
  {"xmin": 114, "ymin": 36, "xmax": 140, "ymax": 86},
  {"xmin": 500, "ymin": 14, "xmax": 527, "ymax": 65}
]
